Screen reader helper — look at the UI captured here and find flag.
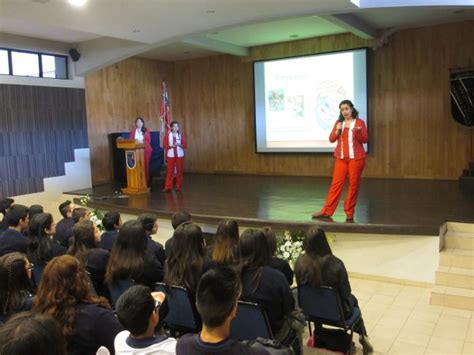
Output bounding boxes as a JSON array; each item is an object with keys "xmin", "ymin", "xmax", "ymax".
[{"xmin": 159, "ymin": 81, "xmax": 171, "ymax": 148}]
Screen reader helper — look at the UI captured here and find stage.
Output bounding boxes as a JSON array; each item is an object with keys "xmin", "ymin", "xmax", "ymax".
[{"xmin": 65, "ymin": 173, "xmax": 474, "ymax": 236}]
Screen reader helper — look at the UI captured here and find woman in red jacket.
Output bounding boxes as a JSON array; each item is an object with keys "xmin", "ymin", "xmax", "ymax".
[
  {"xmin": 162, "ymin": 121, "xmax": 186, "ymax": 192},
  {"xmin": 312, "ymin": 100, "xmax": 368, "ymax": 222},
  {"xmin": 130, "ymin": 117, "xmax": 153, "ymax": 187}
]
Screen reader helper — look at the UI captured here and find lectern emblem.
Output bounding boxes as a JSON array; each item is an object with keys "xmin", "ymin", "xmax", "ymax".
[{"xmin": 126, "ymin": 151, "xmax": 136, "ymax": 169}]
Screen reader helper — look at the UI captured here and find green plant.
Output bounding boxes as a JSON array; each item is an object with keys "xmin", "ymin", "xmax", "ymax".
[{"xmin": 79, "ymin": 195, "xmax": 105, "ymax": 231}]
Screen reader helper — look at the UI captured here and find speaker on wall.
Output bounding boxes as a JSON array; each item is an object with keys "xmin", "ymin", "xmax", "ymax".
[{"xmin": 69, "ymin": 48, "xmax": 81, "ymax": 62}]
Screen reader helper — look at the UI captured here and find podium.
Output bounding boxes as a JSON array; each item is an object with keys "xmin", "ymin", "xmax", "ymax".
[{"xmin": 116, "ymin": 138, "xmax": 150, "ymax": 194}]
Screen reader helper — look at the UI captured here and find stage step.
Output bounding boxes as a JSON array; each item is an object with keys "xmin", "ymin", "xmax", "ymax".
[
  {"xmin": 445, "ymin": 230, "xmax": 474, "ymax": 250},
  {"xmin": 439, "ymin": 248, "xmax": 474, "ymax": 269},
  {"xmin": 446, "ymin": 222, "xmax": 474, "ymax": 233},
  {"xmin": 431, "ymin": 285, "xmax": 474, "ymax": 310},
  {"xmin": 435, "ymin": 266, "xmax": 474, "ymax": 289}
]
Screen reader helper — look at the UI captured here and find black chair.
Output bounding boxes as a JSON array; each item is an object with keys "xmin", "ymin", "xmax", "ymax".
[
  {"xmin": 109, "ymin": 279, "xmax": 134, "ymax": 307},
  {"xmin": 298, "ymin": 285, "xmax": 361, "ymax": 354},
  {"xmin": 230, "ymin": 300, "xmax": 273, "ymax": 341},
  {"xmin": 154, "ymin": 282, "xmax": 200, "ymax": 336}
]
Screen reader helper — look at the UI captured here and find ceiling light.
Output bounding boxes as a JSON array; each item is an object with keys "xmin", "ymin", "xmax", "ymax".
[{"xmin": 68, "ymin": 0, "xmax": 87, "ymax": 6}]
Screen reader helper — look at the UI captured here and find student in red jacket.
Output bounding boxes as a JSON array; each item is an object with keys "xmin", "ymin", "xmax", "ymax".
[
  {"xmin": 130, "ymin": 117, "xmax": 153, "ymax": 187},
  {"xmin": 162, "ymin": 121, "xmax": 186, "ymax": 192},
  {"xmin": 312, "ymin": 100, "xmax": 368, "ymax": 222}
]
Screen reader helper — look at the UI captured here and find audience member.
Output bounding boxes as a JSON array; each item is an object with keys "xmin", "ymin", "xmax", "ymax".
[
  {"xmin": 262, "ymin": 227, "xmax": 294, "ymax": 286},
  {"xmin": 106, "ymin": 220, "xmax": 163, "ymax": 289},
  {"xmin": 164, "ymin": 211, "xmax": 192, "ymax": 257},
  {"xmin": 207, "ymin": 219, "xmax": 240, "ymax": 267},
  {"xmin": 0, "ymin": 198, "xmax": 14, "ymax": 233},
  {"xmin": 34, "ymin": 255, "xmax": 123, "ymax": 355},
  {"xmin": 138, "ymin": 213, "xmax": 166, "ymax": 265},
  {"xmin": 0, "ymin": 204, "xmax": 29, "ymax": 256},
  {"xmin": 294, "ymin": 227, "xmax": 373, "ymax": 353},
  {"xmin": 72, "ymin": 207, "xmax": 91, "ymax": 223},
  {"xmin": 115, "ymin": 285, "xmax": 176, "ymax": 354},
  {"xmin": 100, "ymin": 211, "xmax": 121, "ymax": 251},
  {"xmin": 176, "ymin": 266, "xmax": 270, "ymax": 355},
  {"xmin": 54, "ymin": 200, "xmax": 76, "ymax": 248},
  {"xmin": 28, "ymin": 204, "xmax": 44, "ymax": 220},
  {"xmin": 0, "ymin": 311, "xmax": 67, "ymax": 355},
  {"xmin": 68, "ymin": 220, "xmax": 110, "ymax": 298},
  {"xmin": 0, "ymin": 252, "xmax": 34, "ymax": 323}
]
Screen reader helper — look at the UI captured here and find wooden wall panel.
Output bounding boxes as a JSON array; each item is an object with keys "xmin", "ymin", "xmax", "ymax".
[{"xmin": 85, "ymin": 57, "xmax": 174, "ymax": 184}]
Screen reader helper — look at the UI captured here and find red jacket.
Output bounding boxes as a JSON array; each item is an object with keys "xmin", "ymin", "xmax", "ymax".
[
  {"xmin": 329, "ymin": 118, "xmax": 368, "ymax": 160},
  {"xmin": 130, "ymin": 128, "xmax": 152, "ymax": 150}
]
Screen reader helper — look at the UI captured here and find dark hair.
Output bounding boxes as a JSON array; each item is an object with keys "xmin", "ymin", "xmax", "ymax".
[
  {"xmin": 5, "ymin": 204, "xmax": 29, "ymax": 227},
  {"xmin": 196, "ymin": 266, "xmax": 241, "ymax": 329},
  {"xmin": 116, "ymin": 285, "xmax": 154, "ymax": 336},
  {"xmin": 68, "ymin": 221, "xmax": 97, "ymax": 266},
  {"xmin": 0, "ymin": 253, "xmax": 31, "ymax": 317},
  {"xmin": 170, "ymin": 121, "xmax": 179, "ymax": 129},
  {"xmin": 58, "ymin": 200, "xmax": 73, "ymax": 218},
  {"xmin": 138, "ymin": 213, "xmax": 158, "ymax": 234},
  {"xmin": 72, "ymin": 207, "xmax": 88, "ymax": 223},
  {"xmin": 171, "ymin": 211, "xmax": 191, "ymax": 229},
  {"xmin": 105, "ymin": 220, "xmax": 148, "ymax": 285},
  {"xmin": 338, "ymin": 99, "xmax": 359, "ymax": 121},
  {"xmin": 27, "ymin": 213, "xmax": 55, "ymax": 264},
  {"xmin": 239, "ymin": 229, "xmax": 269, "ymax": 291},
  {"xmin": 212, "ymin": 220, "xmax": 240, "ymax": 265},
  {"xmin": 262, "ymin": 226, "xmax": 277, "ymax": 257},
  {"xmin": 102, "ymin": 212, "xmax": 121, "ymax": 231},
  {"xmin": 164, "ymin": 223, "xmax": 204, "ymax": 293},
  {"xmin": 0, "ymin": 312, "xmax": 67, "ymax": 355},
  {"xmin": 28, "ymin": 205, "xmax": 44, "ymax": 220},
  {"xmin": 0, "ymin": 198, "xmax": 14, "ymax": 215},
  {"xmin": 33, "ymin": 255, "xmax": 109, "ymax": 336},
  {"xmin": 135, "ymin": 117, "xmax": 146, "ymax": 134},
  {"xmin": 295, "ymin": 227, "xmax": 332, "ymax": 288}
]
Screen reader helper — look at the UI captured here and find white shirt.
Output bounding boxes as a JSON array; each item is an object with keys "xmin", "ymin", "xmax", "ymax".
[
  {"xmin": 134, "ymin": 129, "xmax": 144, "ymax": 143},
  {"xmin": 114, "ymin": 331, "xmax": 177, "ymax": 355},
  {"xmin": 166, "ymin": 132, "xmax": 184, "ymax": 158}
]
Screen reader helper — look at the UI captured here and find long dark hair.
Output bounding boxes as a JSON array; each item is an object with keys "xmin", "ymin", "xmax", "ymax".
[
  {"xmin": 338, "ymin": 99, "xmax": 359, "ymax": 122},
  {"xmin": 27, "ymin": 213, "xmax": 55, "ymax": 264},
  {"xmin": 0, "ymin": 253, "xmax": 31, "ymax": 317},
  {"xmin": 68, "ymin": 221, "xmax": 97, "ymax": 266},
  {"xmin": 105, "ymin": 220, "xmax": 148, "ymax": 285},
  {"xmin": 295, "ymin": 227, "xmax": 332, "ymax": 288},
  {"xmin": 164, "ymin": 223, "xmax": 204, "ymax": 293},
  {"xmin": 240, "ymin": 228, "xmax": 269, "ymax": 292},
  {"xmin": 135, "ymin": 116, "xmax": 147, "ymax": 134},
  {"xmin": 212, "ymin": 220, "xmax": 240, "ymax": 265}
]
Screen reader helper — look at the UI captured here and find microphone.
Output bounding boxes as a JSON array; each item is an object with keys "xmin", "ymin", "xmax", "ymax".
[{"xmin": 337, "ymin": 128, "xmax": 342, "ymax": 135}]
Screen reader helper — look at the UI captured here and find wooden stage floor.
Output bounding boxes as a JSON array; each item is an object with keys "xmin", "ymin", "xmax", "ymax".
[{"xmin": 66, "ymin": 173, "xmax": 474, "ymax": 236}]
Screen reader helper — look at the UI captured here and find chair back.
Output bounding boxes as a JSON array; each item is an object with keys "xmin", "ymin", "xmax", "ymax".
[
  {"xmin": 155, "ymin": 282, "xmax": 199, "ymax": 332},
  {"xmin": 230, "ymin": 300, "xmax": 273, "ymax": 341},
  {"xmin": 109, "ymin": 279, "xmax": 134, "ymax": 307},
  {"xmin": 298, "ymin": 285, "xmax": 345, "ymax": 324}
]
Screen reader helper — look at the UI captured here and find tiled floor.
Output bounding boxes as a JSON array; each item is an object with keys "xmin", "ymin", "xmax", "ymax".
[{"xmin": 304, "ymin": 278, "xmax": 474, "ymax": 355}]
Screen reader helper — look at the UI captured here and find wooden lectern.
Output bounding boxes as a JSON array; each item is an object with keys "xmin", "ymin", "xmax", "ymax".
[{"xmin": 116, "ymin": 138, "xmax": 150, "ymax": 194}]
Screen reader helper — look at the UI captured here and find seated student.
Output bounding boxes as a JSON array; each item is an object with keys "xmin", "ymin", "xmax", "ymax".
[
  {"xmin": 23, "ymin": 204, "xmax": 44, "ymax": 237},
  {"xmin": 0, "ymin": 252, "xmax": 34, "ymax": 323},
  {"xmin": 207, "ymin": 219, "xmax": 240, "ymax": 267},
  {"xmin": 34, "ymin": 255, "xmax": 124, "ymax": 355},
  {"xmin": 0, "ymin": 311, "xmax": 67, "ymax": 355},
  {"xmin": 164, "ymin": 211, "xmax": 191, "ymax": 258},
  {"xmin": 0, "ymin": 205, "xmax": 29, "ymax": 257},
  {"xmin": 68, "ymin": 220, "xmax": 110, "ymax": 298},
  {"xmin": 54, "ymin": 200, "xmax": 76, "ymax": 248},
  {"xmin": 240, "ymin": 229, "xmax": 299, "ymax": 349},
  {"xmin": 106, "ymin": 220, "xmax": 164, "ymax": 290},
  {"xmin": 138, "ymin": 213, "xmax": 166, "ymax": 265},
  {"xmin": 176, "ymin": 266, "xmax": 270, "ymax": 355},
  {"xmin": 294, "ymin": 227, "xmax": 373, "ymax": 353},
  {"xmin": 0, "ymin": 198, "xmax": 14, "ymax": 234},
  {"xmin": 72, "ymin": 207, "xmax": 91, "ymax": 223},
  {"xmin": 100, "ymin": 211, "xmax": 121, "ymax": 251},
  {"xmin": 262, "ymin": 227, "xmax": 294, "ymax": 286},
  {"xmin": 115, "ymin": 285, "xmax": 176, "ymax": 354}
]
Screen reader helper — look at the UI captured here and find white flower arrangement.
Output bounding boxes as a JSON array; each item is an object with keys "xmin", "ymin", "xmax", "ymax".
[
  {"xmin": 79, "ymin": 195, "xmax": 105, "ymax": 231},
  {"xmin": 276, "ymin": 230, "xmax": 305, "ymax": 269}
]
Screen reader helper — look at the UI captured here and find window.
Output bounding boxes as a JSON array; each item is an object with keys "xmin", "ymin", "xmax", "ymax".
[
  {"xmin": 0, "ymin": 50, "xmax": 9, "ymax": 75},
  {"xmin": 0, "ymin": 48, "xmax": 68, "ymax": 79}
]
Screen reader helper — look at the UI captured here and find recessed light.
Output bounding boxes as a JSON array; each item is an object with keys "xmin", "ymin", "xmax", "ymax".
[
  {"xmin": 290, "ymin": 34, "xmax": 299, "ymax": 38},
  {"xmin": 206, "ymin": 10, "xmax": 216, "ymax": 14},
  {"xmin": 68, "ymin": 0, "xmax": 87, "ymax": 6}
]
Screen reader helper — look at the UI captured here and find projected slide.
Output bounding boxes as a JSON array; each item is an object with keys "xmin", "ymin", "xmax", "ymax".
[{"xmin": 254, "ymin": 49, "xmax": 368, "ymax": 153}]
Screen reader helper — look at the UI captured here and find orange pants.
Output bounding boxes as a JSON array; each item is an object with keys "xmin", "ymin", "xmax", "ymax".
[
  {"xmin": 321, "ymin": 158, "xmax": 365, "ymax": 218},
  {"xmin": 164, "ymin": 157, "xmax": 184, "ymax": 190}
]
